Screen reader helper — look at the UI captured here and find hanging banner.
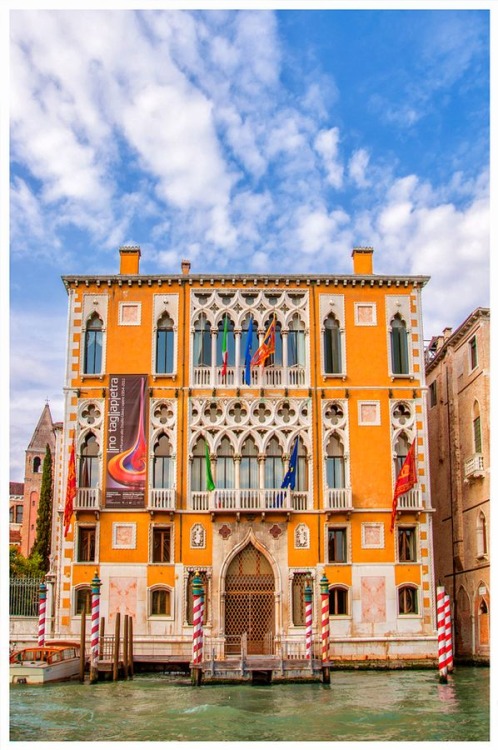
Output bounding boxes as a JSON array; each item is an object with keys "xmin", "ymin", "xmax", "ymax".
[{"xmin": 105, "ymin": 374, "xmax": 148, "ymax": 508}]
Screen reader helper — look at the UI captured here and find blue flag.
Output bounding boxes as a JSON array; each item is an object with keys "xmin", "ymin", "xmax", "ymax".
[
  {"xmin": 281, "ymin": 438, "xmax": 299, "ymax": 491},
  {"xmin": 244, "ymin": 317, "xmax": 254, "ymax": 385}
]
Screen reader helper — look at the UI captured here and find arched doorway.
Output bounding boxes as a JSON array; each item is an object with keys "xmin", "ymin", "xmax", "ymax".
[{"xmin": 224, "ymin": 543, "xmax": 275, "ymax": 655}]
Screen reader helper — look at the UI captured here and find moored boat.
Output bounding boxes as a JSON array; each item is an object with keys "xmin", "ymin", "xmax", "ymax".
[{"xmin": 10, "ymin": 642, "xmax": 81, "ymax": 685}]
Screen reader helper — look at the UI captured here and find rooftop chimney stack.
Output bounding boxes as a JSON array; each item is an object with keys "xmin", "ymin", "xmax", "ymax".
[
  {"xmin": 119, "ymin": 245, "xmax": 141, "ymax": 275},
  {"xmin": 181, "ymin": 259, "xmax": 191, "ymax": 275},
  {"xmin": 352, "ymin": 246, "xmax": 374, "ymax": 275}
]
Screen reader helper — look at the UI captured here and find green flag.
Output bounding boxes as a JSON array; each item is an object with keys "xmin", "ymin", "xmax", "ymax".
[{"xmin": 205, "ymin": 441, "xmax": 215, "ymax": 491}]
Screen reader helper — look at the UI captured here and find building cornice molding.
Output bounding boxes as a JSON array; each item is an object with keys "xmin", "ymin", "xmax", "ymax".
[{"xmin": 426, "ymin": 307, "xmax": 490, "ymax": 374}]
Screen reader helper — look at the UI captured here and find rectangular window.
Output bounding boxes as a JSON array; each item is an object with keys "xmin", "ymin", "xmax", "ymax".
[
  {"xmin": 16, "ymin": 505, "xmax": 23, "ymax": 524},
  {"xmin": 156, "ymin": 329, "xmax": 174, "ymax": 374},
  {"xmin": 77, "ymin": 527, "xmax": 96, "ymax": 562},
  {"xmin": 328, "ymin": 527, "xmax": 348, "ymax": 563},
  {"xmin": 152, "ymin": 527, "xmax": 171, "ymax": 563},
  {"xmin": 469, "ymin": 335, "xmax": 478, "ymax": 370},
  {"xmin": 75, "ymin": 588, "xmax": 92, "ymax": 616},
  {"xmin": 329, "ymin": 587, "xmax": 348, "ymax": 615},
  {"xmin": 473, "ymin": 416, "xmax": 482, "ymax": 454},
  {"xmin": 398, "ymin": 527, "xmax": 417, "ymax": 562},
  {"xmin": 429, "ymin": 381, "xmax": 437, "ymax": 407},
  {"xmin": 9, "ymin": 507, "xmax": 14, "ymax": 523}
]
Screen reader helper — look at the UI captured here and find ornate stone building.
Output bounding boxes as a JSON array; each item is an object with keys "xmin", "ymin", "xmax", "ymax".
[
  {"xmin": 51, "ymin": 245, "xmax": 438, "ymax": 664},
  {"xmin": 425, "ymin": 308, "xmax": 490, "ymax": 662}
]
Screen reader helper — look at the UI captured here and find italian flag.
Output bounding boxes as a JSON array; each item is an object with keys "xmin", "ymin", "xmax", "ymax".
[{"xmin": 221, "ymin": 314, "xmax": 228, "ymax": 378}]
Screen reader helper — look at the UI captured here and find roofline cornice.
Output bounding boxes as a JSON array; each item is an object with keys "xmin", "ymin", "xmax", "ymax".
[
  {"xmin": 62, "ymin": 273, "xmax": 430, "ymax": 293},
  {"xmin": 426, "ymin": 307, "xmax": 490, "ymax": 373}
]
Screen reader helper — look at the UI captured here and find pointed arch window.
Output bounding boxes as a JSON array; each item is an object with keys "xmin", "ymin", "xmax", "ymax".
[
  {"xmin": 394, "ymin": 432, "xmax": 409, "ymax": 476},
  {"xmin": 216, "ymin": 437, "xmax": 235, "ymax": 489},
  {"xmin": 296, "ymin": 440, "xmax": 308, "ymax": 491},
  {"xmin": 79, "ymin": 433, "xmax": 99, "ymax": 488},
  {"xmin": 156, "ymin": 313, "xmax": 174, "ymax": 374},
  {"xmin": 265, "ymin": 437, "xmax": 284, "ymax": 488},
  {"xmin": 390, "ymin": 315, "xmax": 409, "ymax": 375},
  {"xmin": 265, "ymin": 317, "xmax": 283, "ymax": 366},
  {"xmin": 84, "ymin": 314, "xmax": 103, "ymax": 375},
  {"xmin": 153, "ymin": 433, "xmax": 173, "ymax": 489},
  {"xmin": 326, "ymin": 434, "xmax": 345, "ymax": 488},
  {"xmin": 477, "ymin": 511, "xmax": 488, "ymax": 558},
  {"xmin": 288, "ymin": 314, "xmax": 305, "ymax": 367},
  {"xmin": 240, "ymin": 437, "xmax": 259, "ymax": 489},
  {"xmin": 324, "ymin": 314, "xmax": 342, "ymax": 374},
  {"xmin": 193, "ymin": 314, "xmax": 211, "ymax": 367},
  {"xmin": 216, "ymin": 316, "xmax": 235, "ymax": 368},
  {"xmin": 191, "ymin": 438, "xmax": 208, "ymax": 492}
]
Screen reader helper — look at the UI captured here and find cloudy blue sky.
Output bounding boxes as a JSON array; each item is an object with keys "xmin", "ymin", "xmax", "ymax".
[{"xmin": 7, "ymin": 4, "xmax": 490, "ymax": 480}]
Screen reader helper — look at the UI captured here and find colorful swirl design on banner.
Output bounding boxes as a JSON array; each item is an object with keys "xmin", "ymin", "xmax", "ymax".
[{"xmin": 108, "ymin": 378, "xmax": 147, "ymax": 487}]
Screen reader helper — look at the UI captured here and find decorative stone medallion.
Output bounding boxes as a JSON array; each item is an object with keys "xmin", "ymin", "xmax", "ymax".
[
  {"xmin": 269, "ymin": 524, "xmax": 282, "ymax": 539},
  {"xmin": 219, "ymin": 524, "xmax": 232, "ymax": 540}
]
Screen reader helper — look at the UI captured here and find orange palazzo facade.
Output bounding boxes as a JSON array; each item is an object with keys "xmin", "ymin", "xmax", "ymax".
[{"xmin": 52, "ymin": 245, "xmax": 437, "ymax": 665}]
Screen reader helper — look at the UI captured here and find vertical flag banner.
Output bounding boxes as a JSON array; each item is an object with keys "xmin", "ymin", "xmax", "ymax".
[
  {"xmin": 106, "ymin": 375, "xmax": 148, "ymax": 508},
  {"xmin": 390, "ymin": 438, "xmax": 417, "ymax": 531},
  {"xmin": 251, "ymin": 315, "xmax": 276, "ymax": 367},
  {"xmin": 244, "ymin": 316, "xmax": 254, "ymax": 385},
  {"xmin": 64, "ymin": 434, "xmax": 76, "ymax": 537},
  {"xmin": 221, "ymin": 315, "xmax": 229, "ymax": 379},
  {"xmin": 281, "ymin": 438, "xmax": 299, "ymax": 491},
  {"xmin": 205, "ymin": 441, "xmax": 216, "ymax": 491}
]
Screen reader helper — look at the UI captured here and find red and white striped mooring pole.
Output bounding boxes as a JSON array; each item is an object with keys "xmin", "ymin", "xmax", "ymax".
[
  {"xmin": 437, "ymin": 586, "xmax": 453, "ymax": 682},
  {"xmin": 320, "ymin": 575, "xmax": 331, "ymax": 683},
  {"xmin": 304, "ymin": 579, "xmax": 313, "ymax": 660},
  {"xmin": 443, "ymin": 593, "xmax": 454, "ymax": 673},
  {"xmin": 191, "ymin": 572, "xmax": 204, "ymax": 684},
  {"xmin": 37, "ymin": 581, "xmax": 47, "ymax": 646},
  {"xmin": 90, "ymin": 571, "xmax": 101, "ymax": 684}
]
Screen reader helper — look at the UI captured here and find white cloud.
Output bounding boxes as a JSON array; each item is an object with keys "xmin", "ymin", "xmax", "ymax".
[
  {"xmin": 348, "ymin": 149, "xmax": 370, "ymax": 188},
  {"xmin": 314, "ymin": 127, "xmax": 343, "ymax": 189}
]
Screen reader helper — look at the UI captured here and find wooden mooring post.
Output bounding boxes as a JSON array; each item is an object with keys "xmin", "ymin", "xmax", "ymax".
[
  {"xmin": 79, "ymin": 606, "xmax": 86, "ymax": 682},
  {"xmin": 113, "ymin": 612, "xmax": 121, "ymax": 681},
  {"xmin": 128, "ymin": 616, "xmax": 134, "ymax": 679},
  {"xmin": 123, "ymin": 615, "xmax": 129, "ymax": 679}
]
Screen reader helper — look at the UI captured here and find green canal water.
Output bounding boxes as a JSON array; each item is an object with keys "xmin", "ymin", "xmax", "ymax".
[{"xmin": 9, "ymin": 667, "xmax": 490, "ymax": 742}]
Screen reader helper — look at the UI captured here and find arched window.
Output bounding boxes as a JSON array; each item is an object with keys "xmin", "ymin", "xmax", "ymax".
[
  {"xmin": 473, "ymin": 401, "xmax": 482, "ymax": 454},
  {"xmin": 394, "ymin": 432, "xmax": 409, "ymax": 476},
  {"xmin": 156, "ymin": 313, "xmax": 174, "ymax": 374},
  {"xmin": 32, "ymin": 456, "xmax": 41, "ymax": 473},
  {"xmin": 84, "ymin": 314, "xmax": 103, "ymax": 375},
  {"xmin": 265, "ymin": 437, "xmax": 283, "ymax": 488},
  {"xmin": 288, "ymin": 314, "xmax": 305, "ymax": 367},
  {"xmin": 79, "ymin": 433, "xmax": 99, "ymax": 488},
  {"xmin": 240, "ymin": 437, "xmax": 259, "ymax": 489},
  {"xmin": 153, "ymin": 433, "xmax": 173, "ymax": 489},
  {"xmin": 324, "ymin": 314, "xmax": 342, "ymax": 374},
  {"xmin": 398, "ymin": 585, "xmax": 418, "ymax": 615},
  {"xmin": 193, "ymin": 313, "xmax": 211, "ymax": 367},
  {"xmin": 477, "ymin": 511, "xmax": 487, "ymax": 557},
  {"xmin": 75, "ymin": 586, "xmax": 92, "ymax": 616},
  {"xmin": 326, "ymin": 434, "xmax": 345, "ymax": 488},
  {"xmin": 329, "ymin": 586, "xmax": 348, "ymax": 616},
  {"xmin": 390, "ymin": 315, "xmax": 409, "ymax": 375},
  {"xmin": 191, "ymin": 438, "xmax": 208, "ymax": 492},
  {"xmin": 216, "ymin": 316, "xmax": 235, "ymax": 368},
  {"xmin": 216, "ymin": 437, "xmax": 235, "ymax": 489},
  {"xmin": 296, "ymin": 440, "xmax": 308, "ymax": 491},
  {"xmin": 150, "ymin": 587, "xmax": 171, "ymax": 617},
  {"xmin": 241, "ymin": 315, "xmax": 254, "ymax": 383}
]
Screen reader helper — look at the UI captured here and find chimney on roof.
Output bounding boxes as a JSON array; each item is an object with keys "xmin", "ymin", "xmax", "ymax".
[
  {"xmin": 443, "ymin": 327, "xmax": 453, "ymax": 341},
  {"xmin": 352, "ymin": 246, "xmax": 374, "ymax": 275},
  {"xmin": 181, "ymin": 259, "xmax": 191, "ymax": 275},
  {"xmin": 119, "ymin": 246, "xmax": 141, "ymax": 275}
]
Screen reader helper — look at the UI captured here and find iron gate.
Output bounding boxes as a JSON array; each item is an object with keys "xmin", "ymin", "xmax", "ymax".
[{"xmin": 224, "ymin": 544, "xmax": 275, "ymax": 655}]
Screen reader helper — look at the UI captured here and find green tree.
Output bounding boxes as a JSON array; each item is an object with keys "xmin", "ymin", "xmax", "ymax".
[
  {"xmin": 30, "ymin": 444, "xmax": 53, "ymax": 572},
  {"xmin": 9, "ymin": 546, "xmax": 44, "ymax": 578}
]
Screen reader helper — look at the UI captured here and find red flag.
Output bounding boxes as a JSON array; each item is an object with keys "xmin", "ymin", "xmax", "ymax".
[
  {"xmin": 64, "ymin": 436, "xmax": 77, "ymax": 537},
  {"xmin": 390, "ymin": 439, "xmax": 417, "ymax": 531},
  {"xmin": 251, "ymin": 316, "xmax": 276, "ymax": 367}
]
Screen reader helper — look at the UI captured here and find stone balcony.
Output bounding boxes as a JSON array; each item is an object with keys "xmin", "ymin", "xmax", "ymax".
[{"xmin": 189, "ymin": 488, "xmax": 310, "ymax": 513}]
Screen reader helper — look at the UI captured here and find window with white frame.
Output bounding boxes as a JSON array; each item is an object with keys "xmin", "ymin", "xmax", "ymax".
[
  {"xmin": 390, "ymin": 314, "xmax": 409, "ymax": 375},
  {"xmin": 469, "ymin": 335, "xmax": 478, "ymax": 371},
  {"xmin": 476, "ymin": 511, "xmax": 488, "ymax": 558},
  {"xmin": 151, "ymin": 525, "xmax": 172, "ymax": 563},
  {"xmin": 398, "ymin": 526, "xmax": 417, "ymax": 562},
  {"xmin": 149, "ymin": 586, "xmax": 172, "ymax": 617},
  {"xmin": 329, "ymin": 586, "xmax": 349, "ymax": 616},
  {"xmin": 155, "ymin": 312, "xmax": 175, "ymax": 374},
  {"xmin": 327, "ymin": 526, "xmax": 348, "ymax": 563},
  {"xmin": 398, "ymin": 585, "xmax": 418, "ymax": 615},
  {"xmin": 83, "ymin": 314, "xmax": 103, "ymax": 375},
  {"xmin": 74, "ymin": 586, "xmax": 92, "ymax": 616}
]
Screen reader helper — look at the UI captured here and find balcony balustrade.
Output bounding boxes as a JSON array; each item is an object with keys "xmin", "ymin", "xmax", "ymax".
[
  {"xmin": 148, "ymin": 488, "xmax": 176, "ymax": 511},
  {"xmin": 190, "ymin": 488, "xmax": 310, "ymax": 512},
  {"xmin": 464, "ymin": 453, "xmax": 485, "ymax": 479},
  {"xmin": 192, "ymin": 364, "xmax": 307, "ymax": 388},
  {"xmin": 396, "ymin": 487, "xmax": 423, "ymax": 511},
  {"xmin": 324, "ymin": 487, "xmax": 353, "ymax": 512},
  {"xmin": 74, "ymin": 487, "xmax": 101, "ymax": 511}
]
